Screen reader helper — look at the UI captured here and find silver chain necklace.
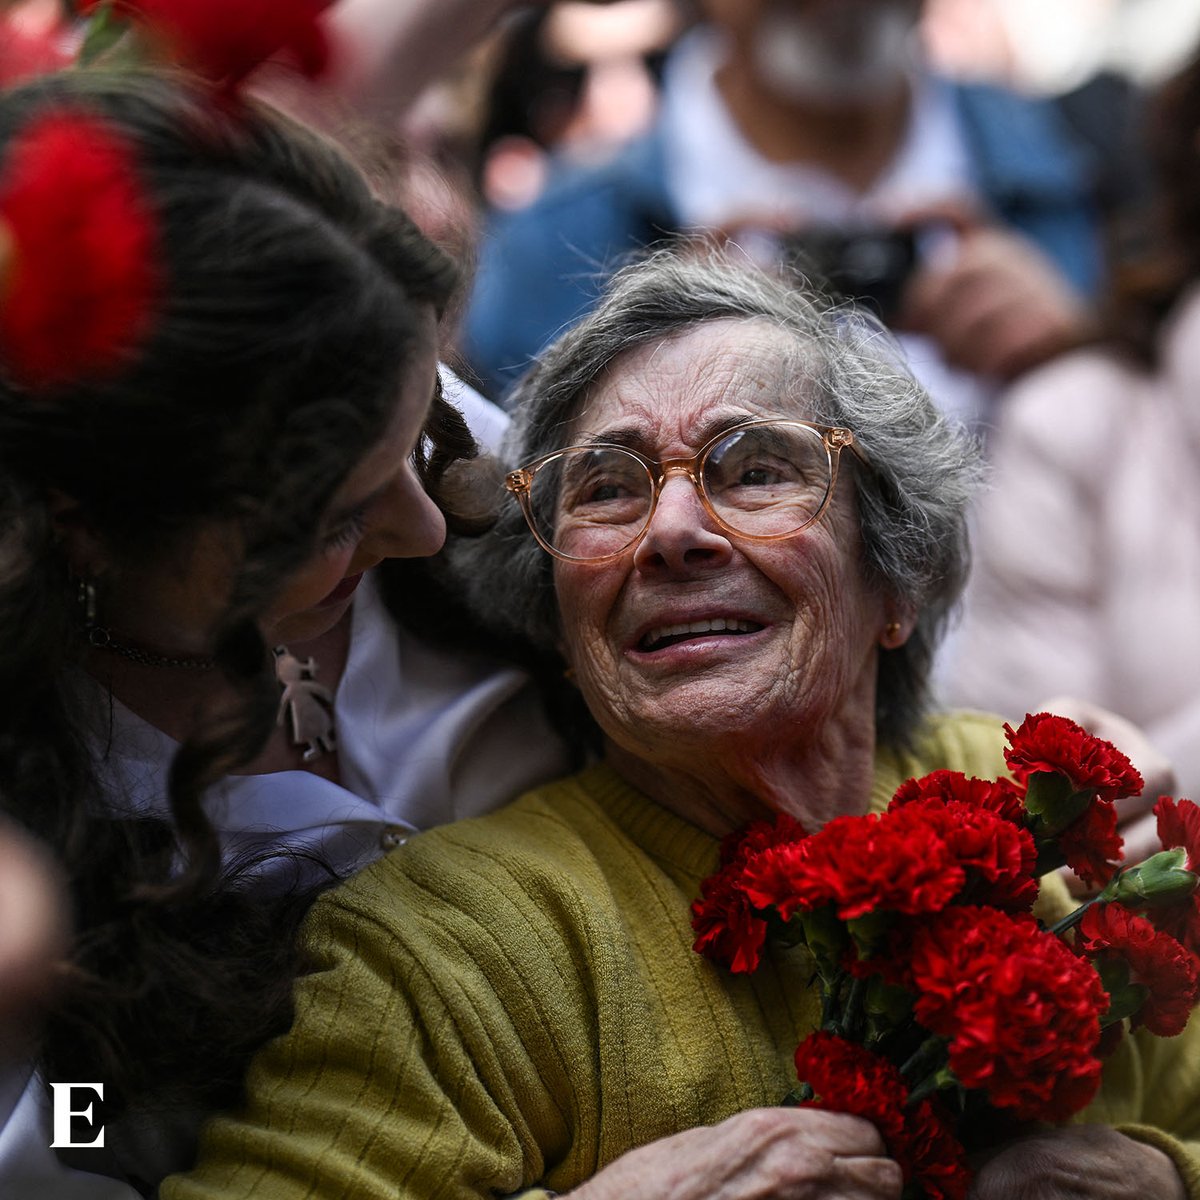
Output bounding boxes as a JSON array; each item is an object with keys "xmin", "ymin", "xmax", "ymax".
[{"xmin": 88, "ymin": 629, "xmax": 337, "ymax": 761}]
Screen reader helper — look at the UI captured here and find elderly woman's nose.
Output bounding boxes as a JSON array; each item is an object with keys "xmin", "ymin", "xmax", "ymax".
[{"xmin": 632, "ymin": 474, "xmax": 733, "ymax": 574}]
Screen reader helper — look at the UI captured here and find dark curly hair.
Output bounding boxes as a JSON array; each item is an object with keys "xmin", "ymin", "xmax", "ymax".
[{"xmin": 0, "ymin": 67, "xmax": 464, "ymax": 1179}]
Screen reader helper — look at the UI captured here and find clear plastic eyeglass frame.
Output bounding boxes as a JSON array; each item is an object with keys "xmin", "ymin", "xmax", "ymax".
[{"xmin": 504, "ymin": 418, "xmax": 869, "ymax": 563}]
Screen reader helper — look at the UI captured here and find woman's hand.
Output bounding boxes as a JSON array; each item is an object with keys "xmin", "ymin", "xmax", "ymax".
[
  {"xmin": 969, "ymin": 1126, "xmax": 1185, "ymax": 1200},
  {"xmin": 565, "ymin": 1106, "xmax": 902, "ymax": 1200},
  {"xmin": 895, "ymin": 202, "xmax": 1091, "ymax": 381}
]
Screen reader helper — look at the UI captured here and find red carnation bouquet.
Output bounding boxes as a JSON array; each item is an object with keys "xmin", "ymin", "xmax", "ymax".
[{"xmin": 692, "ymin": 713, "xmax": 1200, "ymax": 1200}]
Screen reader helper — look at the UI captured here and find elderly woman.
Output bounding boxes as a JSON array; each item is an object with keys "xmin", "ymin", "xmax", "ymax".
[{"xmin": 166, "ymin": 253, "xmax": 1199, "ymax": 1200}]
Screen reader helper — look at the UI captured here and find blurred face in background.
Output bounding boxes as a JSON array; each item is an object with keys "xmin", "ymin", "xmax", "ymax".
[
  {"xmin": 481, "ymin": 0, "xmax": 684, "ymax": 210},
  {"xmin": 705, "ymin": 0, "xmax": 924, "ymax": 104}
]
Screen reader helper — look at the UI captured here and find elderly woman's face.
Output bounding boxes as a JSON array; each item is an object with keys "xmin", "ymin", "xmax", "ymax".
[{"xmin": 553, "ymin": 318, "xmax": 890, "ymax": 770}]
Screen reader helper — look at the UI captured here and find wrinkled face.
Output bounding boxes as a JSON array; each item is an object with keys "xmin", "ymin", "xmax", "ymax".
[{"xmin": 552, "ymin": 318, "xmax": 888, "ymax": 769}]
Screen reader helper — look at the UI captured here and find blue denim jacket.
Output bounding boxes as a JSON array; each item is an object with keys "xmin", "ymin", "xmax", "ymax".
[{"xmin": 464, "ymin": 77, "xmax": 1106, "ymax": 402}]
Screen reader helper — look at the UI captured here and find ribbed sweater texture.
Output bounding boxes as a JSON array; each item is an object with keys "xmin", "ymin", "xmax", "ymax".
[{"xmin": 165, "ymin": 714, "xmax": 1200, "ymax": 1199}]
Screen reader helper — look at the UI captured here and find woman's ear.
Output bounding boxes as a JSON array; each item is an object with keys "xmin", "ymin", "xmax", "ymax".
[
  {"xmin": 46, "ymin": 489, "xmax": 108, "ymax": 578},
  {"xmin": 879, "ymin": 606, "xmax": 917, "ymax": 650}
]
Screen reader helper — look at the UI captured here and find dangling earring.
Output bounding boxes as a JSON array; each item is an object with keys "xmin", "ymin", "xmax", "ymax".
[{"xmin": 75, "ymin": 573, "xmax": 98, "ymax": 633}]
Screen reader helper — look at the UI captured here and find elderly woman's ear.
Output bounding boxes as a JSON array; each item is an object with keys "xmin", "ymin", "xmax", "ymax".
[{"xmin": 879, "ymin": 609, "xmax": 916, "ymax": 650}]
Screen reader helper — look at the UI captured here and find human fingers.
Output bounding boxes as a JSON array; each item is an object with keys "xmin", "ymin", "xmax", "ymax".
[
  {"xmin": 899, "ymin": 228, "xmax": 1089, "ymax": 378},
  {"xmin": 969, "ymin": 1126, "xmax": 1185, "ymax": 1200},
  {"xmin": 566, "ymin": 1107, "xmax": 902, "ymax": 1200},
  {"xmin": 889, "ymin": 196, "xmax": 983, "ymax": 237},
  {"xmin": 0, "ymin": 824, "xmax": 68, "ymax": 1028}
]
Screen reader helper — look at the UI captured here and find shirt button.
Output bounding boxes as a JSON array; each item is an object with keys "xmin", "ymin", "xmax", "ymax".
[{"xmin": 379, "ymin": 825, "xmax": 408, "ymax": 851}]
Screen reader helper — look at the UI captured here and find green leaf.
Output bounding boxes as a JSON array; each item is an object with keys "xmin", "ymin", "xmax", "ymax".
[
  {"xmin": 846, "ymin": 910, "xmax": 893, "ymax": 957},
  {"xmin": 1024, "ymin": 772, "xmax": 1094, "ymax": 836},
  {"xmin": 800, "ymin": 907, "xmax": 847, "ymax": 973},
  {"xmin": 864, "ymin": 974, "xmax": 912, "ymax": 1023}
]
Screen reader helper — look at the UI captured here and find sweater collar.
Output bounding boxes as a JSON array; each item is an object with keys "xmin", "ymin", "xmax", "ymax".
[{"xmin": 573, "ymin": 762, "xmax": 723, "ymax": 884}]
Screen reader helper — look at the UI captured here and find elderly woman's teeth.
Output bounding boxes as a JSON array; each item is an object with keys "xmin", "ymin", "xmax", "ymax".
[{"xmin": 641, "ymin": 618, "xmax": 761, "ymax": 652}]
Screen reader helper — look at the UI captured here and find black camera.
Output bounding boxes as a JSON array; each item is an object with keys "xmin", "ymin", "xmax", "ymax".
[{"xmin": 778, "ymin": 224, "xmax": 918, "ymax": 324}]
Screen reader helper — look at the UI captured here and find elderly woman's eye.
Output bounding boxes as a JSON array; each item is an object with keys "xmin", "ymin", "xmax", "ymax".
[
  {"xmin": 716, "ymin": 455, "xmax": 804, "ymax": 492},
  {"xmin": 584, "ymin": 478, "xmax": 627, "ymax": 503},
  {"xmin": 736, "ymin": 462, "xmax": 790, "ymax": 487},
  {"xmin": 560, "ymin": 452, "xmax": 648, "ymax": 519}
]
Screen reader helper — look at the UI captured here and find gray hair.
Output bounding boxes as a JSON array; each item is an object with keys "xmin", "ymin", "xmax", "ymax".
[{"xmin": 457, "ymin": 248, "xmax": 981, "ymax": 749}]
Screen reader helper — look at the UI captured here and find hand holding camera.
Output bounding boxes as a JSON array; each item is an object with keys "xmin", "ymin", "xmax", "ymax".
[
  {"xmin": 893, "ymin": 198, "xmax": 1094, "ymax": 380},
  {"xmin": 720, "ymin": 200, "xmax": 1093, "ymax": 382}
]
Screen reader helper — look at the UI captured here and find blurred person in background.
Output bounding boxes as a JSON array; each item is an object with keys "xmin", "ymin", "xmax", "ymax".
[
  {"xmin": 476, "ymin": 0, "xmax": 686, "ymax": 212},
  {"xmin": 463, "ymin": 0, "xmax": 1136, "ymax": 432},
  {"xmin": 945, "ymin": 42, "xmax": 1200, "ymax": 805}
]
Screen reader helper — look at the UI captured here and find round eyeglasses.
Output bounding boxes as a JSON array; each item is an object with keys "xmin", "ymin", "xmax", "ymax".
[{"xmin": 505, "ymin": 418, "xmax": 867, "ymax": 563}]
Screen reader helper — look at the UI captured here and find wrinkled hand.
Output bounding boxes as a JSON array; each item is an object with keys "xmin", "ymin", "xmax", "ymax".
[
  {"xmin": 566, "ymin": 1107, "xmax": 902, "ymax": 1200},
  {"xmin": 970, "ymin": 1126, "xmax": 1185, "ymax": 1200},
  {"xmin": 1042, "ymin": 696, "xmax": 1175, "ymax": 892},
  {"xmin": 896, "ymin": 204, "xmax": 1092, "ymax": 380}
]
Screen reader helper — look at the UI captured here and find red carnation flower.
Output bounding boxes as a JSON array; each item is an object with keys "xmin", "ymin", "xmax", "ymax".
[
  {"xmin": 901, "ymin": 1098, "xmax": 974, "ymax": 1200},
  {"xmin": 1156, "ymin": 797, "xmax": 1200, "ymax": 872},
  {"xmin": 718, "ymin": 812, "xmax": 809, "ymax": 868},
  {"xmin": 891, "ymin": 770, "xmax": 1027, "ymax": 827},
  {"xmin": 794, "ymin": 1031, "xmax": 907, "ymax": 1148},
  {"xmin": 909, "ymin": 907, "xmax": 1106, "ymax": 1121},
  {"xmin": 742, "ymin": 809, "xmax": 965, "ymax": 922},
  {"xmin": 0, "ymin": 110, "xmax": 159, "ymax": 390},
  {"xmin": 691, "ymin": 868, "xmax": 768, "ymax": 974},
  {"xmin": 692, "ymin": 813, "xmax": 809, "ymax": 972},
  {"xmin": 1004, "ymin": 712, "xmax": 1142, "ymax": 803},
  {"xmin": 1149, "ymin": 891, "xmax": 1200, "ymax": 961},
  {"xmin": 1079, "ymin": 904, "xmax": 1200, "ymax": 1037},
  {"xmin": 794, "ymin": 1032, "xmax": 970, "ymax": 1200},
  {"xmin": 79, "ymin": 0, "xmax": 334, "ymax": 91},
  {"xmin": 895, "ymin": 797, "xmax": 1038, "ymax": 912},
  {"xmin": 1059, "ymin": 800, "xmax": 1124, "ymax": 889}
]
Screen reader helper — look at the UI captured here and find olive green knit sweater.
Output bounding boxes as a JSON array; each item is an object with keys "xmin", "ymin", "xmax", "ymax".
[{"xmin": 165, "ymin": 713, "xmax": 1200, "ymax": 1200}]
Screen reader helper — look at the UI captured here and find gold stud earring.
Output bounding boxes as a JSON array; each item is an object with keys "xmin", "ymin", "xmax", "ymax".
[{"xmin": 882, "ymin": 621, "xmax": 903, "ymax": 648}]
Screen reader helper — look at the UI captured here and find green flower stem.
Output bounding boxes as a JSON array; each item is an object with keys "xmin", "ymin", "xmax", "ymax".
[
  {"xmin": 781, "ymin": 1081, "xmax": 815, "ymax": 1107},
  {"xmin": 900, "ymin": 1033, "xmax": 946, "ymax": 1085},
  {"xmin": 1049, "ymin": 888, "xmax": 1111, "ymax": 938},
  {"xmin": 906, "ymin": 1067, "xmax": 951, "ymax": 1108},
  {"xmin": 821, "ymin": 968, "xmax": 847, "ymax": 1032},
  {"xmin": 843, "ymin": 975, "xmax": 867, "ymax": 1041}
]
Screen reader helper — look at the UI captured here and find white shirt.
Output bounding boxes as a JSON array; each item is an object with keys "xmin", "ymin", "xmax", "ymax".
[{"xmin": 0, "ymin": 373, "xmax": 571, "ymax": 1197}]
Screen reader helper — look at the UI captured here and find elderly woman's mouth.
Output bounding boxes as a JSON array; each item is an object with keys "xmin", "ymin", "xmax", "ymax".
[{"xmin": 637, "ymin": 618, "xmax": 764, "ymax": 653}]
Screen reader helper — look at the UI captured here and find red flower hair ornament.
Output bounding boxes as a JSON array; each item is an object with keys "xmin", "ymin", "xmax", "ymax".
[
  {"xmin": 78, "ymin": 0, "xmax": 336, "ymax": 93},
  {"xmin": 0, "ymin": 109, "xmax": 160, "ymax": 391}
]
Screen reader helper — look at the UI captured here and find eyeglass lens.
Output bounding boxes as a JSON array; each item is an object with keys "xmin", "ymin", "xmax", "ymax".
[{"xmin": 528, "ymin": 423, "xmax": 835, "ymax": 560}]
